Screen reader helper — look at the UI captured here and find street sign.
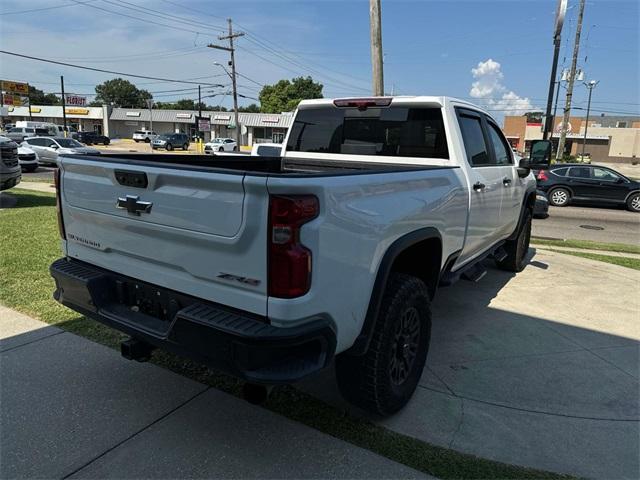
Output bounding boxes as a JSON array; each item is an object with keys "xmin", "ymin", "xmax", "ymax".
[
  {"xmin": 65, "ymin": 95, "xmax": 87, "ymax": 106},
  {"xmin": 1, "ymin": 80, "xmax": 29, "ymax": 95},
  {"xmin": 197, "ymin": 117, "xmax": 211, "ymax": 132}
]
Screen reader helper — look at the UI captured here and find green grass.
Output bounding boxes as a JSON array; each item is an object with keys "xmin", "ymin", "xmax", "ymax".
[
  {"xmin": 544, "ymin": 249, "xmax": 640, "ymax": 270},
  {"xmin": 0, "ymin": 189, "xmax": 573, "ymax": 480},
  {"xmin": 532, "ymin": 237, "xmax": 640, "ymax": 255}
]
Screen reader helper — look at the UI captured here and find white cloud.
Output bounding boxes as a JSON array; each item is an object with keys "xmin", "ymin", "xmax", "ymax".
[{"xmin": 469, "ymin": 58, "xmax": 533, "ymax": 115}]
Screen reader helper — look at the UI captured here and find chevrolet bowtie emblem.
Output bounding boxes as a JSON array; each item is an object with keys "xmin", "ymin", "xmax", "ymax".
[{"xmin": 116, "ymin": 195, "xmax": 152, "ymax": 216}]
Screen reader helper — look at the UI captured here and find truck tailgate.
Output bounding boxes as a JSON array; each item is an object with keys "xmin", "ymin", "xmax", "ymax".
[{"xmin": 59, "ymin": 156, "xmax": 269, "ymax": 316}]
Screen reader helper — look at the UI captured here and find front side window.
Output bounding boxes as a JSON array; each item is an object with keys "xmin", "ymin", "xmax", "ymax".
[
  {"xmin": 287, "ymin": 106, "xmax": 449, "ymax": 159},
  {"xmin": 487, "ymin": 123, "xmax": 513, "ymax": 165},
  {"xmin": 56, "ymin": 139, "xmax": 82, "ymax": 148},
  {"xmin": 592, "ymin": 167, "xmax": 621, "ymax": 182},
  {"xmin": 458, "ymin": 115, "xmax": 490, "ymax": 166}
]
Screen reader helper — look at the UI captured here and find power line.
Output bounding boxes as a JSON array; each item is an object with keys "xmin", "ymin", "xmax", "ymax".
[
  {"xmin": 0, "ymin": 0, "xmax": 94, "ymax": 15},
  {"xmin": 0, "ymin": 50, "xmax": 227, "ymax": 86}
]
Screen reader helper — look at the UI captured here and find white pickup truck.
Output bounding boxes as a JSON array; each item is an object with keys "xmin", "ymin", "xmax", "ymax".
[{"xmin": 50, "ymin": 97, "xmax": 548, "ymax": 415}]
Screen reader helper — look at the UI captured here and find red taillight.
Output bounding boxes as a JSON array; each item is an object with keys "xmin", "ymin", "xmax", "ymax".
[
  {"xmin": 268, "ymin": 195, "xmax": 319, "ymax": 298},
  {"xmin": 536, "ymin": 170, "xmax": 549, "ymax": 181},
  {"xmin": 333, "ymin": 97, "xmax": 392, "ymax": 110},
  {"xmin": 54, "ymin": 168, "xmax": 66, "ymax": 239}
]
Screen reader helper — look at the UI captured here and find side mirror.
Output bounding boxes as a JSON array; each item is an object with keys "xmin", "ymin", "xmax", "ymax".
[
  {"xmin": 517, "ymin": 158, "xmax": 531, "ymax": 178},
  {"xmin": 529, "ymin": 140, "xmax": 552, "ymax": 169},
  {"xmin": 616, "ymin": 177, "xmax": 625, "ymax": 184}
]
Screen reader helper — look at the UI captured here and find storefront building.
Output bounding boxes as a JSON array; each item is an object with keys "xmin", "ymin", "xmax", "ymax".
[{"xmin": 5, "ymin": 105, "xmax": 109, "ymax": 134}]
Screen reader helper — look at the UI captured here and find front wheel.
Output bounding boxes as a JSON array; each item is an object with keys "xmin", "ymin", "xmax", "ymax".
[
  {"xmin": 335, "ymin": 273, "xmax": 431, "ymax": 416},
  {"xmin": 496, "ymin": 210, "xmax": 532, "ymax": 272},
  {"xmin": 548, "ymin": 187, "xmax": 570, "ymax": 207},
  {"xmin": 219, "ymin": 147, "xmax": 225, "ymax": 152},
  {"xmin": 166, "ymin": 143, "xmax": 174, "ymax": 151},
  {"xmin": 233, "ymin": 146, "xmax": 238, "ymax": 151},
  {"xmin": 627, "ymin": 193, "xmax": 640, "ymax": 212}
]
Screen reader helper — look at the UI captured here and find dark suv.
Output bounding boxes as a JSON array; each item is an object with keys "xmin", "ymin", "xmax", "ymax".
[
  {"xmin": 77, "ymin": 131, "xmax": 110, "ymax": 145},
  {"xmin": 536, "ymin": 164, "xmax": 640, "ymax": 212},
  {"xmin": 151, "ymin": 133, "xmax": 189, "ymax": 151}
]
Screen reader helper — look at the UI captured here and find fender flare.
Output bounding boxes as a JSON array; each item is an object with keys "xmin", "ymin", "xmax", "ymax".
[
  {"xmin": 507, "ymin": 188, "xmax": 537, "ymax": 241},
  {"xmin": 624, "ymin": 190, "xmax": 640, "ymax": 203},
  {"xmin": 346, "ymin": 227, "xmax": 442, "ymax": 356}
]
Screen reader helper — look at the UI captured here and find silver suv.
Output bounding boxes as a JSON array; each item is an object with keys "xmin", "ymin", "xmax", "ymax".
[{"xmin": 0, "ymin": 137, "xmax": 22, "ymax": 191}]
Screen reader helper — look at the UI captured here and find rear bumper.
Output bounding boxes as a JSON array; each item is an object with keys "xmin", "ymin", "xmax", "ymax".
[{"xmin": 50, "ymin": 258, "xmax": 336, "ymax": 383}]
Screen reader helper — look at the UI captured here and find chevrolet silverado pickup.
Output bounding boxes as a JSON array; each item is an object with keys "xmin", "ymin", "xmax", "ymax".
[{"xmin": 50, "ymin": 97, "xmax": 546, "ymax": 415}]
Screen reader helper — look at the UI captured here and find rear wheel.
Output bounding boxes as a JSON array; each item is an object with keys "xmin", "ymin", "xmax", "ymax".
[
  {"xmin": 496, "ymin": 210, "xmax": 532, "ymax": 272},
  {"xmin": 166, "ymin": 143, "xmax": 174, "ymax": 151},
  {"xmin": 104, "ymin": 140, "xmax": 110, "ymax": 145},
  {"xmin": 144, "ymin": 138, "xmax": 151, "ymax": 143},
  {"xmin": 233, "ymin": 146, "xmax": 238, "ymax": 151},
  {"xmin": 335, "ymin": 273, "xmax": 431, "ymax": 416},
  {"xmin": 182, "ymin": 143, "xmax": 188, "ymax": 151},
  {"xmin": 627, "ymin": 193, "xmax": 640, "ymax": 212},
  {"xmin": 134, "ymin": 139, "xmax": 139, "ymax": 143},
  {"xmin": 548, "ymin": 187, "xmax": 570, "ymax": 207}
]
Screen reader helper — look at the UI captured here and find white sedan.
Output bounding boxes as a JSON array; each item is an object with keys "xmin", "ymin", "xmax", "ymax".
[
  {"xmin": 204, "ymin": 138, "xmax": 238, "ymax": 154},
  {"xmin": 18, "ymin": 143, "xmax": 39, "ymax": 172}
]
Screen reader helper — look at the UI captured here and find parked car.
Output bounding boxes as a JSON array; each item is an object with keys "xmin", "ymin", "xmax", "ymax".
[
  {"xmin": 50, "ymin": 96, "xmax": 545, "ymax": 416},
  {"xmin": 132, "ymin": 130, "xmax": 158, "ymax": 143},
  {"xmin": 251, "ymin": 142, "xmax": 282, "ymax": 157},
  {"xmin": 533, "ymin": 190, "xmax": 549, "ymax": 218},
  {"xmin": 151, "ymin": 133, "xmax": 189, "ymax": 151},
  {"xmin": 76, "ymin": 131, "xmax": 110, "ymax": 145},
  {"xmin": 204, "ymin": 137, "xmax": 237, "ymax": 154},
  {"xmin": 5, "ymin": 127, "xmax": 36, "ymax": 143},
  {"xmin": 17, "ymin": 143, "xmax": 39, "ymax": 172},
  {"xmin": 22, "ymin": 137, "xmax": 101, "ymax": 166},
  {"xmin": 0, "ymin": 137, "xmax": 21, "ymax": 191},
  {"xmin": 536, "ymin": 163, "xmax": 640, "ymax": 212}
]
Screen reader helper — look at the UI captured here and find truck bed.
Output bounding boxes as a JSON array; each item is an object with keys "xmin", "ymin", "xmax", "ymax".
[{"xmin": 75, "ymin": 153, "xmax": 450, "ymax": 176}]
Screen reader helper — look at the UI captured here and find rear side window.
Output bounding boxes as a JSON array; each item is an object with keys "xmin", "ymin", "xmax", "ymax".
[
  {"xmin": 568, "ymin": 166, "xmax": 591, "ymax": 178},
  {"xmin": 286, "ymin": 106, "xmax": 449, "ymax": 159},
  {"xmin": 551, "ymin": 167, "xmax": 569, "ymax": 176},
  {"xmin": 458, "ymin": 115, "xmax": 490, "ymax": 166}
]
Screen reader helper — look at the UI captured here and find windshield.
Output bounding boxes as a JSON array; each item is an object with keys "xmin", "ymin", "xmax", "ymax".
[
  {"xmin": 287, "ymin": 106, "xmax": 449, "ymax": 159},
  {"xmin": 212, "ymin": 138, "xmax": 224, "ymax": 143},
  {"xmin": 158, "ymin": 134, "xmax": 171, "ymax": 140},
  {"xmin": 57, "ymin": 139, "xmax": 83, "ymax": 148}
]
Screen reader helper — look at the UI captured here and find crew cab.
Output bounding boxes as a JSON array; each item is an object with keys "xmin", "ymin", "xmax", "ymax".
[{"xmin": 50, "ymin": 97, "xmax": 546, "ymax": 415}]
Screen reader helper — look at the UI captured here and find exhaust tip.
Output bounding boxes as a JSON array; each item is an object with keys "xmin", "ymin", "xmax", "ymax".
[{"xmin": 242, "ymin": 383, "xmax": 270, "ymax": 405}]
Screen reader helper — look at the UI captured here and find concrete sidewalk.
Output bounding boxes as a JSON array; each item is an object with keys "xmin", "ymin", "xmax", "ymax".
[
  {"xmin": 0, "ymin": 307, "xmax": 428, "ymax": 479},
  {"xmin": 303, "ymin": 250, "xmax": 640, "ymax": 479}
]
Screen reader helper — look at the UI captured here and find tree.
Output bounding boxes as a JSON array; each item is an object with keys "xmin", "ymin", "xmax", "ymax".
[
  {"xmin": 28, "ymin": 86, "xmax": 61, "ymax": 106},
  {"xmin": 238, "ymin": 103, "xmax": 260, "ymax": 113},
  {"xmin": 93, "ymin": 78, "xmax": 152, "ymax": 108},
  {"xmin": 259, "ymin": 77, "xmax": 323, "ymax": 113}
]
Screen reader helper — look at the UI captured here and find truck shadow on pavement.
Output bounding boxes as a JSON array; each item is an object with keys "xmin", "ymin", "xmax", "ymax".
[{"xmin": 1, "ymin": 249, "xmax": 638, "ymax": 479}]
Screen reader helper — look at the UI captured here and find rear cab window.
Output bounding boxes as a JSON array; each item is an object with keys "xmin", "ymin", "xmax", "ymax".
[{"xmin": 286, "ymin": 105, "xmax": 449, "ymax": 159}]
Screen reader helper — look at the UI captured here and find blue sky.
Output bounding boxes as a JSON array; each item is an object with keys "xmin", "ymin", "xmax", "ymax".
[{"xmin": 0, "ymin": 0, "xmax": 638, "ymax": 119}]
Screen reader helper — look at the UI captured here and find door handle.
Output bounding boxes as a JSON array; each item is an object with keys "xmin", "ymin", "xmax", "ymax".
[
  {"xmin": 503, "ymin": 177, "xmax": 512, "ymax": 186},
  {"xmin": 473, "ymin": 182, "xmax": 486, "ymax": 192}
]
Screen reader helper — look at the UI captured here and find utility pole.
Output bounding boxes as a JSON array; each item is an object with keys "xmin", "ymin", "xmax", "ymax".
[
  {"xmin": 208, "ymin": 19, "xmax": 244, "ymax": 146},
  {"xmin": 198, "ymin": 84, "xmax": 202, "ymax": 143},
  {"xmin": 146, "ymin": 98, "xmax": 154, "ymax": 152},
  {"xmin": 581, "ymin": 80, "xmax": 599, "ymax": 159},
  {"xmin": 556, "ymin": 0, "xmax": 586, "ymax": 159},
  {"xmin": 60, "ymin": 75, "xmax": 68, "ymax": 136},
  {"xmin": 369, "ymin": 0, "xmax": 384, "ymax": 96},
  {"xmin": 543, "ymin": 0, "xmax": 567, "ymax": 140}
]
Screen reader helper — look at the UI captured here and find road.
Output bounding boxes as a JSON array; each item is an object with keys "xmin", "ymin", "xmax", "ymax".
[{"xmin": 533, "ymin": 204, "xmax": 640, "ymax": 244}]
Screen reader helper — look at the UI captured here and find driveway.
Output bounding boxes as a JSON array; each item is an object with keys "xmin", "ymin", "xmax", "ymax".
[
  {"xmin": 302, "ymin": 250, "xmax": 640, "ymax": 479},
  {"xmin": 0, "ymin": 307, "xmax": 427, "ymax": 479}
]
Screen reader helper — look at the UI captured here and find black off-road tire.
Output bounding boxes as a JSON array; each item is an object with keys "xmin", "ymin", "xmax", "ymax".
[
  {"xmin": 335, "ymin": 273, "xmax": 432, "ymax": 416},
  {"xmin": 626, "ymin": 193, "xmax": 640, "ymax": 212},
  {"xmin": 548, "ymin": 187, "xmax": 570, "ymax": 207},
  {"xmin": 496, "ymin": 210, "xmax": 532, "ymax": 272}
]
